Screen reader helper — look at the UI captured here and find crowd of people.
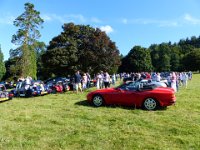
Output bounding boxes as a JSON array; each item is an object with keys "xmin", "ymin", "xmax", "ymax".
[
  {"xmin": 14, "ymin": 71, "xmax": 192, "ymax": 94},
  {"xmin": 117, "ymin": 71, "xmax": 192, "ymax": 92},
  {"xmin": 72, "ymin": 70, "xmax": 192, "ymax": 94},
  {"xmin": 73, "ymin": 70, "xmax": 117, "ymax": 93}
]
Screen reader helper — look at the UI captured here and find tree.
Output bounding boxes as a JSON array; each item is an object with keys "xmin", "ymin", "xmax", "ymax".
[
  {"xmin": 4, "ymin": 57, "xmax": 20, "ymax": 81},
  {"xmin": 170, "ymin": 45, "xmax": 181, "ymax": 71},
  {"xmin": 149, "ymin": 43, "xmax": 171, "ymax": 71},
  {"xmin": 119, "ymin": 46, "xmax": 153, "ymax": 72},
  {"xmin": 182, "ymin": 49, "xmax": 200, "ymax": 71},
  {"xmin": 42, "ymin": 23, "xmax": 121, "ymax": 76},
  {"xmin": 34, "ymin": 42, "xmax": 46, "ymax": 79},
  {"xmin": 11, "ymin": 2, "xmax": 44, "ymax": 79},
  {"xmin": 0, "ymin": 45, "xmax": 6, "ymax": 80}
]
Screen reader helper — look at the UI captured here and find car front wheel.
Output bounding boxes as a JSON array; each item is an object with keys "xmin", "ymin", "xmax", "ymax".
[
  {"xmin": 143, "ymin": 98, "xmax": 158, "ymax": 110},
  {"xmin": 92, "ymin": 95, "xmax": 104, "ymax": 107}
]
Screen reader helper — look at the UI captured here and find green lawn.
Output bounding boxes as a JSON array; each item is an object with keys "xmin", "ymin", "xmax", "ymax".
[{"xmin": 0, "ymin": 75, "xmax": 200, "ymax": 150}]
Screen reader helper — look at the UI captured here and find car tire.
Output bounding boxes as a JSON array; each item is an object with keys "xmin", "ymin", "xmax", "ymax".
[
  {"xmin": 92, "ymin": 95, "xmax": 104, "ymax": 107},
  {"xmin": 143, "ymin": 98, "xmax": 159, "ymax": 110}
]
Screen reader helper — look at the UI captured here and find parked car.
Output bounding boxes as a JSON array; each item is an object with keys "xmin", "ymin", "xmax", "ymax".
[
  {"xmin": 140, "ymin": 79, "xmax": 168, "ymax": 87},
  {"xmin": 45, "ymin": 77, "xmax": 72, "ymax": 92},
  {"xmin": 87, "ymin": 81, "xmax": 176, "ymax": 110},
  {"xmin": 46, "ymin": 80, "xmax": 70, "ymax": 93},
  {"xmin": 31, "ymin": 80, "xmax": 49, "ymax": 96},
  {"xmin": 11, "ymin": 80, "xmax": 49, "ymax": 97},
  {"xmin": 124, "ymin": 78, "xmax": 168, "ymax": 87},
  {"xmin": 0, "ymin": 84, "xmax": 14, "ymax": 101}
]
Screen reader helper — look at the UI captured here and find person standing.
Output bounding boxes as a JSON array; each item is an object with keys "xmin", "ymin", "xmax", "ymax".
[
  {"xmin": 96, "ymin": 73, "xmax": 101, "ymax": 89},
  {"xmin": 104, "ymin": 72, "xmax": 110, "ymax": 88},
  {"xmin": 171, "ymin": 72, "xmax": 177, "ymax": 92},
  {"xmin": 74, "ymin": 71, "xmax": 82, "ymax": 93},
  {"xmin": 112, "ymin": 74, "xmax": 116, "ymax": 85},
  {"xmin": 82, "ymin": 73, "xmax": 87, "ymax": 90},
  {"xmin": 182, "ymin": 72, "xmax": 188, "ymax": 88},
  {"xmin": 86, "ymin": 72, "xmax": 91, "ymax": 88}
]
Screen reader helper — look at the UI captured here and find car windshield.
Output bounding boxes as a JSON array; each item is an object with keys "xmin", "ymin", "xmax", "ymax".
[
  {"xmin": 0, "ymin": 85, "xmax": 6, "ymax": 91},
  {"xmin": 116, "ymin": 81, "xmax": 156, "ymax": 91},
  {"xmin": 116, "ymin": 81, "xmax": 140, "ymax": 91}
]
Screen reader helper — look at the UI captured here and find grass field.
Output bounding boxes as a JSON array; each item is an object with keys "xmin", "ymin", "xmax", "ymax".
[{"xmin": 0, "ymin": 75, "xmax": 200, "ymax": 150}]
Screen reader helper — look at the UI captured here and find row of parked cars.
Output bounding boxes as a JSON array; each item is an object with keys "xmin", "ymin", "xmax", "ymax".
[
  {"xmin": 1, "ymin": 76, "xmax": 176, "ymax": 111},
  {"xmin": 0, "ymin": 77, "xmax": 74, "ymax": 101}
]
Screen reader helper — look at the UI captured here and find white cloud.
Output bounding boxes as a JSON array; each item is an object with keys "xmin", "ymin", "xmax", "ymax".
[
  {"xmin": 122, "ymin": 18, "xmax": 128, "ymax": 24},
  {"xmin": 121, "ymin": 14, "xmax": 200, "ymax": 27},
  {"xmin": 0, "ymin": 15, "xmax": 15, "ymax": 25},
  {"xmin": 100, "ymin": 25, "xmax": 114, "ymax": 34},
  {"xmin": 184, "ymin": 13, "xmax": 200, "ymax": 25},
  {"xmin": 41, "ymin": 13, "xmax": 104, "ymax": 25},
  {"xmin": 121, "ymin": 18, "xmax": 178, "ymax": 27},
  {"xmin": 66, "ymin": 14, "xmax": 86, "ymax": 23},
  {"xmin": 41, "ymin": 13, "xmax": 89, "ymax": 23},
  {"xmin": 91, "ymin": 17, "xmax": 102, "ymax": 23},
  {"xmin": 41, "ymin": 14, "xmax": 52, "ymax": 22}
]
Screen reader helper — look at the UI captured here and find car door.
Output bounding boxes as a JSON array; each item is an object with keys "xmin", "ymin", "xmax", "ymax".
[{"xmin": 111, "ymin": 82, "xmax": 139, "ymax": 106}]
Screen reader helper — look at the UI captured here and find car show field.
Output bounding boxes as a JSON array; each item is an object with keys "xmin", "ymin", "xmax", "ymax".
[{"xmin": 0, "ymin": 74, "xmax": 199, "ymax": 149}]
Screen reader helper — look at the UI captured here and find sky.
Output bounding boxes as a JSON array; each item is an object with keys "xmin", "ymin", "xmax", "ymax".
[{"xmin": 1, "ymin": 0, "xmax": 200, "ymax": 60}]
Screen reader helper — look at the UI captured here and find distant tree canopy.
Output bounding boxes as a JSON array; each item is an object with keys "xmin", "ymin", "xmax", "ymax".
[
  {"xmin": 119, "ymin": 46, "xmax": 152, "ymax": 72},
  {"xmin": 119, "ymin": 36, "xmax": 200, "ymax": 73},
  {"xmin": 42, "ymin": 23, "xmax": 121, "ymax": 76},
  {"xmin": 182, "ymin": 48, "xmax": 200, "ymax": 71},
  {"xmin": 0, "ymin": 45, "xmax": 6, "ymax": 80}
]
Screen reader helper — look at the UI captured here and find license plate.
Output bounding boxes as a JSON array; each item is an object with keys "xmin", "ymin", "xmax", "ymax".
[
  {"xmin": 0, "ymin": 97, "xmax": 9, "ymax": 101},
  {"xmin": 41, "ymin": 92, "xmax": 47, "ymax": 95}
]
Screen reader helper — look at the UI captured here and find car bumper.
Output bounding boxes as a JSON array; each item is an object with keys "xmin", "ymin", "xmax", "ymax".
[{"xmin": 0, "ymin": 97, "xmax": 9, "ymax": 101}]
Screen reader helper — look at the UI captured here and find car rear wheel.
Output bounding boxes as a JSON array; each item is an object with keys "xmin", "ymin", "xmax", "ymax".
[
  {"xmin": 92, "ymin": 95, "xmax": 104, "ymax": 107},
  {"xmin": 143, "ymin": 98, "xmax": 158, "ymax": 110}
]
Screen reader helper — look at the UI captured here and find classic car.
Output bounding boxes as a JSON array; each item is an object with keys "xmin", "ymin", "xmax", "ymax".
[
  {"xmin": 87, "ymin": 81, "xmax": 176, "ymax": 110},
  {"xmin": 11, "ymin": 80, "xmax": 49, "ymax": 97},
  {"xmin": 45, "ymin": 77, "xmax": 71, "ymax": 93},
  {"xmin": 0, "ymin": 84, "xmax": 14, "ymax": 101}
]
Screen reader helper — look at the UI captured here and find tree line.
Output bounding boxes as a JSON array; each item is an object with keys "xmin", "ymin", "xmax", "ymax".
[
  {"xmin": 0, "ymin": 2, "xmax": 200, "ymax": 81},
  {"xmin": 119, "ymin": 37, "xmax": 200, "ymax": 73}
]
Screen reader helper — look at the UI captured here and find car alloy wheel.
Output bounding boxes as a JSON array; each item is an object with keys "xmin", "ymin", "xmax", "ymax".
[
  {"xmin": 143, "ymin": 98, "xmax": 158, "ymax": 110},
  {"xmin": 92, "ymin": 95, "xmax": 104, "ymax": 107}
]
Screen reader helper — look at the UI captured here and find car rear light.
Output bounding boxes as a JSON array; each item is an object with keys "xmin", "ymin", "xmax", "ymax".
[
  {"xmin": 9, "ymin": 93, "xmax": 14, "ymax": 97},
  {"xmin": 67, "ymin": 86, "xmax": 70, "ymax": 91}
]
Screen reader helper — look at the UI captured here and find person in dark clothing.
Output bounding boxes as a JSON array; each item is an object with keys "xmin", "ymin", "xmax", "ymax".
[{"xmin": 74, "ymin": 71, "xmax": 82, "ymax": 93}]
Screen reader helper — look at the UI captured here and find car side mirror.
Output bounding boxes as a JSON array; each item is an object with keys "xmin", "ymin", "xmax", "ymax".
[
  {"xmin": 137, "ymin": 83, "xmax": 143, "ymax": 91},
  {"xmin": 116, "ymin": 88, "xmax": 124, "ymax": 92}
]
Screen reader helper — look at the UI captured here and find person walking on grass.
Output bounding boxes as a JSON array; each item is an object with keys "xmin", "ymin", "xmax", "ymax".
[
  {"xmin": 74, "ymin": 70, "xmax": 82, "ymax": 93},
  {"xmin": 82, "ymin": 73, "xmax": 87, "ymax": 91}
]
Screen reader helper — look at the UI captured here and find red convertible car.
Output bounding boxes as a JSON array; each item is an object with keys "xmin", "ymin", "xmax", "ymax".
[{"xmin": 87, "ymin": 81, "xmax": 176, "ymax": 110}]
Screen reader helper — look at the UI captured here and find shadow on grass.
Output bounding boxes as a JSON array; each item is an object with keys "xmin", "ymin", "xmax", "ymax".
[
  {"xmin": 75, "ymin": 100, "xmax": 137, "ymax": 110},
  {"xmin": 75, "ymin": 100, "xmax": 91, "ymax": 107},
  {"xmin": 75, "ymin": 100, "xmax": 168, "ymax": 111},
  {"xmin": 0, "ymin": 99, "xmax": 13, "ymax": 104}
]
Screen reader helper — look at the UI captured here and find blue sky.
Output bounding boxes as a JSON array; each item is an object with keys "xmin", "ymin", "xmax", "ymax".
[{"xmin": 1, "ymin": 0, "xmax": 200, "ymax": 60}]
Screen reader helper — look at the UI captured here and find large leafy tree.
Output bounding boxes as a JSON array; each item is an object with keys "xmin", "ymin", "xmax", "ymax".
[
  {"xmin": 149, "ymin": 43, "xmax": 171, "ymax": 71},
  {"xmin": 42, "ymin": 23, "xmax": 121, "ymax": 76},
  {"xmin": 170, "ymin": 45, "xmax": 181, "ymax": 71},
  {"xmin": 182, "ymin": 49, "xmax": 200, "ymax": 71},
  {"xmin": 119, "ymin": 46, "xmax": 153, "ymax": 72},
  {"xmin": 0, "ymin": 45, "xmax": 6, "ymax": 80},
  {"xmin": 4, "ymin": 57, "xmax": 20, "ymax": 81},
  {"xmin": 11, "ymin": 2, "xmax": 44, "ymax": 79}
]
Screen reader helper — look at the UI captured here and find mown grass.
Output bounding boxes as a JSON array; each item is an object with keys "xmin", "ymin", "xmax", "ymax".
[{"xmin": 0, "ymin": 75, "xmax": 200, "ymax": 150}]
